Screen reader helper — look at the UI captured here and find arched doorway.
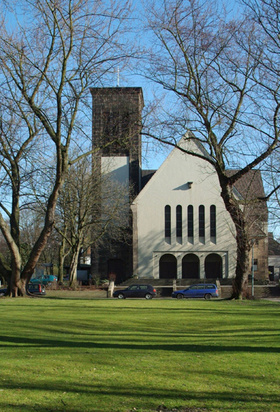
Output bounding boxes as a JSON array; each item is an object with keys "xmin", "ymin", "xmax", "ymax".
[
  {"xmin": 205, "ymin": 254, "xmax": 222, "ymax": 279},
  {"xmin": 182, "ymin": 254, "xmax": 199, "ymax": 279},
  {"xmin": 159, "ymin": 254, "xmax": 177, "ymax": 279}
]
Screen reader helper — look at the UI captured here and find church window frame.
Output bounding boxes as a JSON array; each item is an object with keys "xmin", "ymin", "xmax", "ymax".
[
  {"xmin": 187, "ymin": 205, "xmax": 194, "ymax": 242},
  {"xmin": 165, "ymin": 205, "xmax": 171, "ymax": 240},
  {"xmin": 199, "ymin": 205, "xmax": 205, "ymax": 241},
  {"xmin": 176, "ymin": 205, "xmax": 182, "ymax": 243},
  {"xmin": 210, "ymin": 205, "xmax": 216, "ymax": 241}
]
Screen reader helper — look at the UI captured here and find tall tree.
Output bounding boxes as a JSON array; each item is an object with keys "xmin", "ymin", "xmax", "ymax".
[
  {"xmin": 0, "ymin": 0, "xmax": 133, "ymax": 296},
  {"xmin": 244, "ymin": 0, "xmax": 280, "ymax": 245},
  {"xmin": 142, "ymin": 0, "xmax": 279, "ymax": 298},
  {"xmin": 55, "ymin": 158, "xmax": 131, "ymax": 287}
]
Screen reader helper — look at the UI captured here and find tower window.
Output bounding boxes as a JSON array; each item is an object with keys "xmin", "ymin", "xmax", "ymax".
[{"xmin": 252, "ymin": 259, "xmax": 258, "ymax": 271}]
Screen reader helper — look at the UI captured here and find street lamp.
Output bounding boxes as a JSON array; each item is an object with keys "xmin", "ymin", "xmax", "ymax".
[{"xmin": 251, "ymin": 239, "xmax": 255, "ymax": 298}]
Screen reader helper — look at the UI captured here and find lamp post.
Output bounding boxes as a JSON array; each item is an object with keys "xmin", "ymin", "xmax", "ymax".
[{"xmin": 251, "ymin": 239, "xmax": 255, "ymax": 298}]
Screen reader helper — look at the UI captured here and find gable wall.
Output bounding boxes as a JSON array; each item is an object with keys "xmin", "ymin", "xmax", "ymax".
[{"xmin": 133, "ymin": 145, "xmax": 237, "ymax": 279}]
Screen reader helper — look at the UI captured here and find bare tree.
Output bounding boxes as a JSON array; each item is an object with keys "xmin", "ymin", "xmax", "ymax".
[
  {"xmin": 0, "ymin": 0, "xmax": 133, "ymax": 296},
  {"xmin": 142, "ymin": 0, "xmax": 280, "ymax": 298},
  {"xmin": 54, "ymin": 161, "xmax": 97, "ymax": 287},
  {"xmin": 55, "ymin": 157, "xmax": 131, "ymax": 287},
  {"xmin": 240, "ymin": 0, "xmax": 280, "ymax": 198}
]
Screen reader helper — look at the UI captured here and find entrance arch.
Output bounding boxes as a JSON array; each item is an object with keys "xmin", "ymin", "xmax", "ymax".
[
  {"xmin": 159, "ymin": 254, "xmax": 177, "ymax": 279},
  {"xmin": 205, "ymin": 254, "xmax": 222, "ymax": 279},
  {"xmin": 182, "ymin": 254, "xmax": 199, "ymax": 279}
]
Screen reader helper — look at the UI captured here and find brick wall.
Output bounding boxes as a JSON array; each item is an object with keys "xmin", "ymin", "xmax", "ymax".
[
  {"xmin": 90, "ymin": 87, "xmax": 144, "ymax": 280},
  {"xmin": 221, "ymin": 284, "xmax": 280, "ymax": 299},
  {"xmin": 90, "ymin": 87, "xmax": 144, "ymax": 194}
]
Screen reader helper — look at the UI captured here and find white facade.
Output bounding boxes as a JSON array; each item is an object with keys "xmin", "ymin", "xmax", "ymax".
[
  {"xmin": 132, "ymin": 138, "xmax": 237, "ymax": 280},
  {"xmin": 101, "ymin": 156, "xmax": 129, "ymax": 188},
  {"xmin": 101, "ymin": 156, "xmax": 130, "ymax": 224}
]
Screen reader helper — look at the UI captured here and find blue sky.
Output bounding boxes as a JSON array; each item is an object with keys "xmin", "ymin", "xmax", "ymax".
[{"xmin": 3, "ymin": 0, "xmax": 278, "ymax": 226}]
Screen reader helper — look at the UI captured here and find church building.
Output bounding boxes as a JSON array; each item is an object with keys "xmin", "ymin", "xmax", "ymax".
[{"xmin": 90, "ymin": 87, "xmax": 268, "ymax": 283}]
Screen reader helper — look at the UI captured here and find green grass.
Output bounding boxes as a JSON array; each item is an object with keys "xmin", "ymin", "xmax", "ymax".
[{"xmin": 0, "ymin": 298, "xmax": 279, "ymax": 412}]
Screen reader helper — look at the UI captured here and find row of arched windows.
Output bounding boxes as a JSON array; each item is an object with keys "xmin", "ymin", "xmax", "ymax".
[
  {"xmin": 159, "ymin": 253, "xmax": 222, "ymax": 279},
  {"xmin": 165, "ymin": 205, "xmax": 216, "ymax": 242}
]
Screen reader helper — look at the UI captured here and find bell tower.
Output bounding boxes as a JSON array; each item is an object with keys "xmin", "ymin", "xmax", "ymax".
[
  {"xmin": 91, "ymin": 87, "xmax": 144, "ymax": 195},
  {"xmin": 90, "ymin": 87, "xmax": 144, "ymax": 282}
]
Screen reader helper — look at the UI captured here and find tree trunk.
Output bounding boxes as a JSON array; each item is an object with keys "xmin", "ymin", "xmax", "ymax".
[
  {"xmin": 232, "ymin": 225, "xmax": 251, "ymax": 299},
  {"xmin": 69, "ymin": 243, "xmax": 81, "ymax": 288},
  {"xmin": 19, "ymin": 277, "xmax": 28, "ymax": 297},
  {"xmin": 220, "ymin": 181, "xmax": 251, "ymax": 299},
  {"xmin": 0, "ymin": 255, "xmax": 12, "ymax": 284},
  {"xmin": 0, "ymin": 214, "xmax": 23, "ymax": 296},
  {"xmin": 20, "ymin": 151, "xmax": 68, "ymax": 288},
  {"xmin": 58, "ymin": 241, "xmax": 66, "ymax": 284}
]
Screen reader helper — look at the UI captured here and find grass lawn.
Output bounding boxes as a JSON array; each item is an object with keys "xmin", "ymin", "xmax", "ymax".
[{"xmin": 0, "ymin": 297, "xmax": 279, "ymax": 412}]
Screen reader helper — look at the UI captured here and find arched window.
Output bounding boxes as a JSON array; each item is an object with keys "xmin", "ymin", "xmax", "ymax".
[
  {"xmin": 199, "ymin": 205, "xmax": 205, "ymax": 241},
  {"xmin": 187, "ymin": 205, "xmax": 194, "ymax": 241},
  {"xmin": 182, "ymin": 254, "xmax": 200, "ymax": 279},
  {"xmin": 165, "ymin": 205, "xmax": 171, "ymax": 240},
  {"xmin": 210, "ymin": 205, "xmax": 216, "ymax": 241},
  {"xmin": 205, "ymin": 253, "xmax": 222, "ymax": 279},
  {"xmin": 159, "ymin": 254, "xmax": 177, "ymax": 279},
  {"xmin": 176, "ymin": 205, "xmax": 182, "ymax": 242}
]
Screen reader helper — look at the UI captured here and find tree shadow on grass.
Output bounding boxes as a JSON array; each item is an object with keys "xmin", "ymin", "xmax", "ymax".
[
  {"xmin": 0, "ymin": 334, "xmax": 279, "ymax": 353},
  {"xmin": 0, "ymin": 378, "xmax": 279, "ymax": 412}
]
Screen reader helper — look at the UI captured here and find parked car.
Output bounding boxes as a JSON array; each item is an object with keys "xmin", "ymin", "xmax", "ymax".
[
  {"xmin": 0, "ymin": 283, "xmax": 46, "ymax": 296},
  {"xmin": 113, "ymin": 284, "xmax": 156, "ymax": 299},
  {"xmin": 28, "ymin": 283, "xmax": 46, "ymax": 295},
  {"xmin": 0, "ymin": 288, "xmax": 7, "ymax": 296},
  {"xmin": 172, "ymin": 284, "xmax": 219, "ymax": 300},
  {"xmin": 30, "ymin": 275, "xmax": 57, "ymax": 286}
]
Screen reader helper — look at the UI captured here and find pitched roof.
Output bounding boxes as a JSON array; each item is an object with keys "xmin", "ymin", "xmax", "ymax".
[
  {"xmin": 141, "ymin": 170, "xmax": 156, "ymax": 188},
  {"xmin": 268, "ymin": 232, "xmax": 280, "ymax": 255},
  {"xmin": 226, "ymin": 169, "xmax": 266, "ymax": 200},
  {"xmin": 227, "ymin": 170, "xmax": 267, "ymax": 237},
  {"xmin": 141, "ymin": 165, "xmax": 267, "ymax": 238}
]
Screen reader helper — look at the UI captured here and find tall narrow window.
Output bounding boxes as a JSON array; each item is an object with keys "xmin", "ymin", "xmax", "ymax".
[
  {"xmin": 187, "ymin": 205, "xmax": 194, "ymax": 241},
  {"xmin": 253, "ymin": 259, "xmax": 258, "ymax": 271},
  {"xmin": 210, "ymin": 205, "xmax": 216, "ymax": 240},
  {"xmin": 199, "ymin": 205, "xmax": 205, "ymax": 240},
  {"xmin": 176, "ymin": 205, "xmax": 182, "ymax": 242},
  {"xmin": 165, "ymin": 205, "xmax": 171, "ymax": 240}
]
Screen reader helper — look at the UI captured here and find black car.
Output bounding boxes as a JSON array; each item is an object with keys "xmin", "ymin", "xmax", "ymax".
[
  {"xmin": 113, "ymin": 284, "xmax": 156, "ymax": 299},
  {"xmin": 0, "ymin": 288, "xmax": 6, "ymax": 296},
  {"xmin": 0, "ymin": 283, "xmax": 46, "ymax": 296}
]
